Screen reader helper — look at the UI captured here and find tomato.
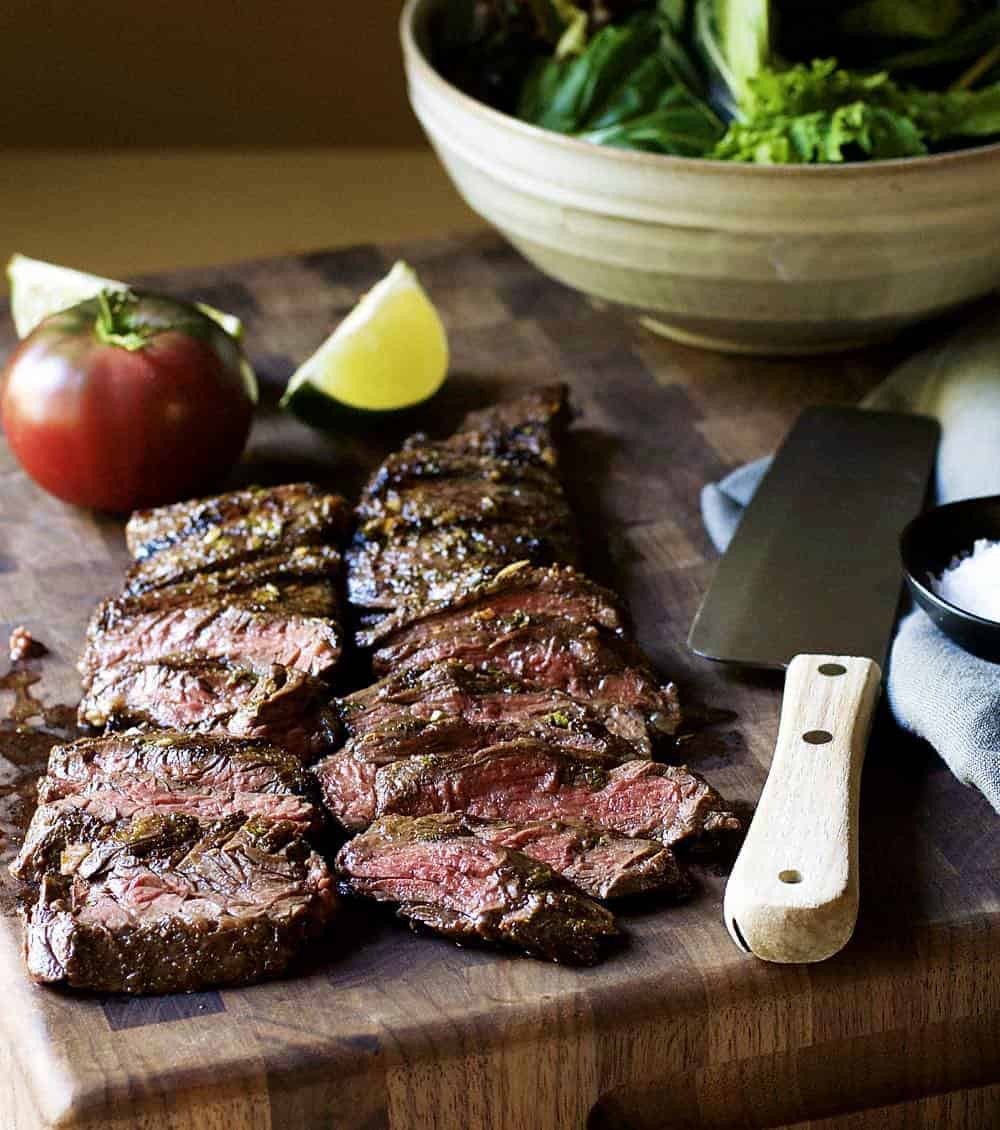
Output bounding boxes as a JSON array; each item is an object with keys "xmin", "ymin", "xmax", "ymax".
[{"xmin": 1, "ymin": 291, "xmax": 256, "ymax": 512}]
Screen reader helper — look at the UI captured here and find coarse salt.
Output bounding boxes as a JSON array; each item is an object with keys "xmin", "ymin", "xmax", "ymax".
[{"xmin": 933, "ymin": 539, "xmax": 1000, "ymax": 622}]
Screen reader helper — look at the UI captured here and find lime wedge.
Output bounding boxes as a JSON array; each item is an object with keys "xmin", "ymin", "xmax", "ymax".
[
  {"xmin": 280, "ymin": 261, "xmax": 448, "ymax": 420},
  {"xmin": 6, "ymin": 253, "xmax": 243, "ymax": 341}
]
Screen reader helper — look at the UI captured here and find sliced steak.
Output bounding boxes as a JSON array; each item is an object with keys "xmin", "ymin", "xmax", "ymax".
[
  {"xmin": 315, "ymin": 725, "xmax": 634, "ymax": 834},
  {"xmin": 361, "ymin": 446, "xmax": 558, "ymax": 503},
  {"xmin": 372, "ymin": 612, "xmax": 679, "ymax": 747},
  {"xmin": 335, "ymin": 813, "xmax": 616, "ymax": 965},
  {"xmin": 453, "ymin": 814, "xmax": 687, "ymax": 901},
  {"xmin": 356, "ymin": 474, "xmax": 572, "ymax": 538},
  {"xmin": 126, "ymin": 482, "xmax": 350, "ymax": 592},
  {"xmin": 80, "ymin": 562, "xmax": 342, "ymax": 680},
  {"xmin": 13, "ymin": 789, "xmax": 320, "ymax": 883},
  {"xmin": 43, "ymin": 732, "xmax": 320, "ymax": 795},
  {"xmin": 21, "ymin": 814, "xmax": 335, "ymax": 994},
  {"xmin": 12, "ymin": 733, "xmax": 324, "ymax": 879},
  {"xmin": 346, "ymin": 716, "xmax": 639, "ymax": 769},
  {"xmin": 78, "ymin": 657, "xmax": 338, "ymax": 758},
  {"xmin": 430, "ymin": 384, "xmax": 569, "ymax": 468},
  {"xmin": 347, "ymin": 523, "xmax": 578, "ymax": 614},
  {"xmin": 367, "ymin": 742, "xmax": 740, "ymax": 849},
  {"xmin": 359, "ymin": 561, "xmax": 624, "ymax": 650},
  {"xmin": 338, "ymin": 659, "xmax": 643, "ymax": 761}
]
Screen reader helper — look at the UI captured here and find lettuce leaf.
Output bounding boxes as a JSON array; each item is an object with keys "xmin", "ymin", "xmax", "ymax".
[
  {"xmin": 712, "ymin": 58, "xmax": 1000, "ymax": 164},
  {"xmin": 713, "ymin": 101, "xmax": 927, "ymax": 162}
]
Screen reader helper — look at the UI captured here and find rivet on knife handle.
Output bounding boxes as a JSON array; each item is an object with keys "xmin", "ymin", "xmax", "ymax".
[{"xmin": 724, "ymin": 654, "xmax": 882, "ymax": 964}]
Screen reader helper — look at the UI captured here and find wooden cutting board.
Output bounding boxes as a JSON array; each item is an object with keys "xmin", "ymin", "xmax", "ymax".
[{"xmin": 1, "ymin": 235, "xmax": 998, "ymax": 1130}]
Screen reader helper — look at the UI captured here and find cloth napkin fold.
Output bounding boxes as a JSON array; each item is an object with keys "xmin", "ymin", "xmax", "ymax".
[{"xmin": 702, "ymin": 303, "xmax": 1000, "ymax": 813}]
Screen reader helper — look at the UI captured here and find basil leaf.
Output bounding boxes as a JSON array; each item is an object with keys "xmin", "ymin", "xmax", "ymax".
[
  {"xmin": 579, "ymin": 85, "xmax": 726, "ymax": 153},
  {"xmin": 518, "ymin": 8, "xmax": 722, "ymax": 154}
]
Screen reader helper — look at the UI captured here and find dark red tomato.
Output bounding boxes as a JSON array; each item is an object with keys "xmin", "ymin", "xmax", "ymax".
[{"xmin": 1, "ymin": 291, "xmax": 256, "ymax": 512}]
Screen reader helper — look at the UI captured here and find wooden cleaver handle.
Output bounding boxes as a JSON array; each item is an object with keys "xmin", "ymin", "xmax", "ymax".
[{"xmin": 723, "ymin": 654, "xmax": 882, "ymax": 964}]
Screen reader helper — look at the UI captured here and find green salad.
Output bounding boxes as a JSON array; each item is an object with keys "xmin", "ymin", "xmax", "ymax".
[{"xmin": 432, "ymin": 1, "xmax": 1000, "ymax": 162}]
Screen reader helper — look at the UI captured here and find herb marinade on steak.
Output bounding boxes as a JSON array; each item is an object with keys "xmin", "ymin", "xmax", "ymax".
[
  {"xmin": 336, "ymin": 815, "xmax": 618, "ymax": 965},
  {"xmin": 78, "ymin": 657, "xmax": 338, "ymax": 756},
  {"xmin": 330, "ymin": 386, "xmax": 740, "ymax": 961},
  {"xmin": 12, "ymin": 733, "xmax": 327, "ymax": 882}
]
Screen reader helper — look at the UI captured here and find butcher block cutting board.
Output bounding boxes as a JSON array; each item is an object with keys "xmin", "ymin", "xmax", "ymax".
[{"xmin": 1, "ymin": 235, "xmax": 999, "ymax": 1130}]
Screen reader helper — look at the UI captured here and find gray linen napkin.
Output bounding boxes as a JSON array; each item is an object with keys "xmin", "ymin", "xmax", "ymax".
[{"xmin": 701, "ymin": 304, "xmax": 1000, "ymax": 813}]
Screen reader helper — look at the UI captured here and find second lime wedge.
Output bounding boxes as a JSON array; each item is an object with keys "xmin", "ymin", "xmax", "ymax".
[{"xmin": 7, "ymin": 253, "xmax": 244, "ymax": 341}]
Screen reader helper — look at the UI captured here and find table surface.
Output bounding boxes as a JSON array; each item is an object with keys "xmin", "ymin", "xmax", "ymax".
[{"xmin": 0, "ymin": 160, "xmax": 998, "ymax": 1130}]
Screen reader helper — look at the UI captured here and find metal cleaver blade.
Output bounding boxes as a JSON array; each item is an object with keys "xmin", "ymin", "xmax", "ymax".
[{"xmin": 688, "ymin": 405, "xmax": 939, "ymax": 965}]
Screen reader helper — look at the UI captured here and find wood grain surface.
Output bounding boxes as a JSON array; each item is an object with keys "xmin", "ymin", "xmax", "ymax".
[{"xmin": 1, "ymin": 234, "xmax": 998, "ymax": 1130}]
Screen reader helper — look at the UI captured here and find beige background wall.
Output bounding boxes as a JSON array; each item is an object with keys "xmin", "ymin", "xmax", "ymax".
[{"xmin": 0, "ymin": 1, "xmax": 422, "ymax": 147}]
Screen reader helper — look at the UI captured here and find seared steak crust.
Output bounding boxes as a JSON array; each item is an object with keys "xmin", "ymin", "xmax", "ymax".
[
  {"xmin": 346, "ymin": 523, "xmax": 578, "ymax": 613},
  {"xmin": 80, "ymin": 560, "xmax": 343, "ymax": 680},
  {"xmin": 78, "ymin": 657, "xmax": 338, "ymax": 757},
  {"xmin": 21, "ymin": 815, "xmax": 335, "ymax": 994},
  {"xmin": 361, "ymin": 446, "xmax": 557, "ymax": 502},
  {"xmin": 336, "ymin": 659, "xmax": 643, "ymax": 761},
  {"xmin": 367, "ymin": 742, "xmax": 740, "ymax": 849},
  {"xmin": 43, "ymin": 732, "xmax": 317, "ymax": 792},
  {"xmin": 356, "ymin": 476, "xmax": 572, "ymax": 537},
  {"xmin": 372, "ymin": 612, "xmax": 679, "ymax": 747},
  {"xmin": 335, "ymin": 813, "xmax": 616, "ymax": 965},
  {"xmin": 126, "ymin": 482, "xmax": 349, "ymax": 592},
  {"xmin": 431, "ymin": 384, "xmax": 569, "ymax": 468},
  {"xmin": 348, "ymin": 388, "xmax": 574, "ymax": 629},
  {"xmin": 358, "ymin": 562, "xmax": 624, "ymax": 650}
]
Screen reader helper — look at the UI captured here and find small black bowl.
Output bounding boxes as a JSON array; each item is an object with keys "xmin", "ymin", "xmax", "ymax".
[{"xmin": 900, "ymin": 494, "xmax": 1000, "ymax": 661}]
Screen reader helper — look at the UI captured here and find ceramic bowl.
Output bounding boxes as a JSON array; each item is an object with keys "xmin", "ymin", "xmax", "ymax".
[
  {"xmin": 401, "ymin": 0, "xmax": 1000, "ymax": 355},
  {"xmin": 901, "ymin": 496, "xmax": 1000, "ymax": 662}
]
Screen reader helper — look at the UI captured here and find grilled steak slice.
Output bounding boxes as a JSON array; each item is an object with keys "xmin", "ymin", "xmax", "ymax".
[
  {"xmin": 347, "ymin": 522, "xmax": 578, "ymax": 614},
  {"xmin": 447, "ymin": 814, "xmax": 687, "ymax": 901},
  {"xmin": 80, "ymin": 558, "xmax": 342, "ymax": 680},
  {"xmin": 12, "ymin": 732, "xmax": 324, "ymax": 881},
  {"xmin": 338, "ymin": 660, "xmax": 643, "ymax": 761},
  {"xmin": 361, "ymin": 446, "xmax": 558, "ymax": 503},
  {"xmin": 420, "ymin": 384, "xmax": 569, "ymax": 468},
  {"xmin": 315, "ymin": 723, "xmax": 634, "ymax": 834},
  {"xmin": 356, "ymin": 474, "xmax": 572, "ymax": 538},
  {"xmin": 360, "ymin": 561, "xmax": 625, "ymax": 649},
  {"xmin": 372, "ymin": 614, "xmax": 678, "ymax": 748},
  {"xmin": 126, "ymin": 482, "xmax": 349, "ymax": 592},
  {"xmin": 362, "ymin": 742, "xmax": 740, "ymax": 849},
  {"xmin": 336, "ymin": 813, "xmax": 616, "ymax": 964},
  {"xmin": 13, "ymin": 787, "xmax": 321, "ymax": 883},
  {"xmin": 21, "ymin": 814, "xmax": 335, "ymax": 994},
  {"xmin": 78, "ymin": 657, "xmax": 338, "ymax": 757},
  {"xmin": 43, "ymin": 732, "xmax": 320, "ymax": 795}
]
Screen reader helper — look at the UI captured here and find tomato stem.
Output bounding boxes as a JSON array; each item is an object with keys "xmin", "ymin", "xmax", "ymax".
[{"xmin": 94, "ymin": 290, "xmax": 154, "ymax": 351}]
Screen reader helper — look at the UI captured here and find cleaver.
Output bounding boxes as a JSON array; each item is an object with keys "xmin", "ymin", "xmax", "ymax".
[{"xmin": 688, "ymin": 406, "xmax": 939, "ymax": 964}]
